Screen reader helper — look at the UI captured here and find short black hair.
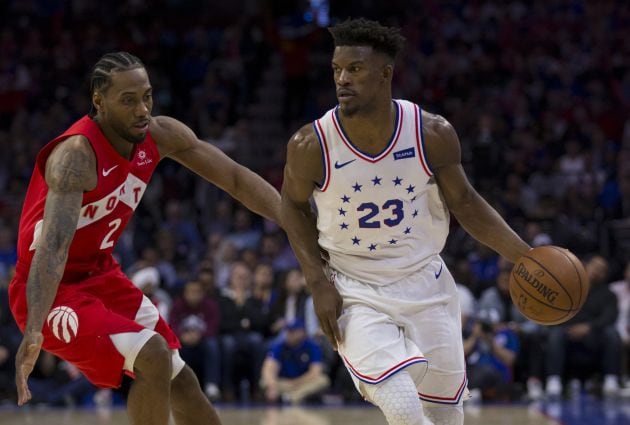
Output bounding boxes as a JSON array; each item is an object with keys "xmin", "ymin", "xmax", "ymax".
[
  {"xmin": 89, "ymin": 51, "xmax": 144, "ymax": 117},
  {"xmin": 328, "ymin": 18, "xmax": 406, "ymax": 61}
]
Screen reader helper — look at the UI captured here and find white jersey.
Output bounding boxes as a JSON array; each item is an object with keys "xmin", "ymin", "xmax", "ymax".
[{"xmin": 312, "ymin": 99, "xmax": 449, "ymax": 285}]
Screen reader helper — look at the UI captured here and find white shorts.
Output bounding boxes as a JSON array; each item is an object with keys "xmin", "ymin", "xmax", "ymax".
[{"xmin": 334, "ymin": 255, "xmax": 467, "ymax": 405}]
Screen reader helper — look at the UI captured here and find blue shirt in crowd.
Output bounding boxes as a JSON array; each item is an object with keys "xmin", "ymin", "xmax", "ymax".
[
  {"xmin": 267, "ymin": 338, "xmax": 322, "ymax": 379},
  {"xmin": 468, "ymin": 327, "xmax": 520, "ymax": 383}
]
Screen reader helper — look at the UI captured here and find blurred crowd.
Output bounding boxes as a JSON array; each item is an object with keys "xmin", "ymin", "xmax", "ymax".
[{"xmin": 0, "ymin": 0, "xmax": 629, "ymax": 406}]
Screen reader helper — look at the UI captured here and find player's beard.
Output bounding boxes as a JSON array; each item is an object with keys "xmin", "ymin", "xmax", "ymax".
[
  {"xmin": 114, "ymin": 121, "xmax": 147, "ymax": 144},
  {"xmin": 125, "ymin": 133, "xmax": 147, "ymax": 144},
  {"xmin": 339, "ymin": 103, "xmax": 360, "ymax": 117}
]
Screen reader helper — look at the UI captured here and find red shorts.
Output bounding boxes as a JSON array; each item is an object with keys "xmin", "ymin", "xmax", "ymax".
[{"xmin": 9, "ymin": 267, "xmax": 180, "ymax": 389}]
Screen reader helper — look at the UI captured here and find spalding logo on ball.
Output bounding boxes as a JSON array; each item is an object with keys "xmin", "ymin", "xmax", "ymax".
[
  {"xmin": 47, "ymin": 306, "xmax": 79, "ymax": 343},
  {"xmin": 509, "ymin": 246, "xmax": 590, "ymax": 325}
]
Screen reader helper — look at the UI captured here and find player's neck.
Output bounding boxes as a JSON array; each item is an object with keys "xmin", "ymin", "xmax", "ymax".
[
  {"xmin": 338, "ymin": 98, "xmax": 396, "ymax": 155},
  {"xmin": 93, "ymin": 116, "xmax": 135, "ymax": 160}
]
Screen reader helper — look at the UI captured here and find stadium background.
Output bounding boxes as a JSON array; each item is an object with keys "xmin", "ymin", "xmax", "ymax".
[{"xmin": 0, "ymin": 0, "xmax": 628, "ymax": 416}]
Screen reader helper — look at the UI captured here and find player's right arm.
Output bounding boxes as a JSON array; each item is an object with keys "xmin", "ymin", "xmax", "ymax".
[
  {"xmin": 281, "ymin": 125, "xmax": 343, "ymax": 348},
  {"xmin": 15, "ymin": 136, "xmax": 96, "ymax": 405}
]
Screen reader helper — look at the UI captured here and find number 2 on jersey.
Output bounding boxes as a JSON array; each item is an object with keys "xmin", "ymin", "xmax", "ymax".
[
  {"xmin": 357, "ymin": 199, "xmax": 404, "ymax": 228},
  {"xmin": 100, "ymin": 218, "xmax": 121, "ymax": 249}
]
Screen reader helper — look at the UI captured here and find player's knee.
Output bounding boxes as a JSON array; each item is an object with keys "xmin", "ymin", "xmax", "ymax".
[
  {"xmin": 368, "ymin": 371, "xmax": 425, "ymax": 425},
  {"xmin": 423, "ymin": 402, "xmax": 464, "ymax": 425},
  {"xmin": 171, "ymin": 365, "xmax": 201, "ymax": 399},
  {"xmin": 135, "ymin": 334, "xmax": 172, "ymax": 377}
]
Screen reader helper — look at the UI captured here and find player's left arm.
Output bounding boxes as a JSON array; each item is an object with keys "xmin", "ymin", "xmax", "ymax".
[
  {"xmin": 151, "ymin": 116, "xmax": 281, "ymax": 225},
  {"xmin": 423, "ymin": 113, "xmax": 530, "ymax": 262}
]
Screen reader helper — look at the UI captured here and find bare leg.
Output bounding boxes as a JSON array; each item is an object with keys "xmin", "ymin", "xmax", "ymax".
[
  {"xmin": 127, "ymin": 335, "xmax": 172, "ymax": 425},
  {"xmin": 171, "ymin": 365, "xmax": 222, "ymax": 425}
]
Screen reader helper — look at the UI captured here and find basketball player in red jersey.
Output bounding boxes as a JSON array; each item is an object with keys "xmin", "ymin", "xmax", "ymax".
[{"xmin": 9, "ymin": 52, "xmax": 281, "ymax": 425}]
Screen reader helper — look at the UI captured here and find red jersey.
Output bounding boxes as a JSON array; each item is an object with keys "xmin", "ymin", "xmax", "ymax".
[{"xmin": 15, "ymin": 116, "xmax": 160, "ymax": 282}]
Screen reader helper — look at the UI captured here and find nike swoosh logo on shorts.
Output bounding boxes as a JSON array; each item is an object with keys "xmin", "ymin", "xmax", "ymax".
[
  {"xmin": 435, "ymin": 262, "xmax": 443, "ymax": 279},
  {"xmin": 334, "ymin": 159, "xmax": 356, "ymax": 169},
  {"xmin": 102, "ymin": 165, "xmax": 119, "ymax": 176}
]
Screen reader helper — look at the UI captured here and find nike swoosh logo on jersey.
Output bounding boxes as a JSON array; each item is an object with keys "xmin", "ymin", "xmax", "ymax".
[
  {"xmin": 334, "ymin": 159, "xmax": 356, "ymax": 169},
  {"xmin": 102, "ymin": 165, "xmax": 119, "ymax": 176},
  {"xmin": 435, "ymin": 262, "xmax": 443, "ymax": 279}
]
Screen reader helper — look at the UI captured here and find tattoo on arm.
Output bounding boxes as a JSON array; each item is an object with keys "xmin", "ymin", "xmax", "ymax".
[{"xmin": 25, "ymin": 141, "xmax": 93, "ymax": 333}]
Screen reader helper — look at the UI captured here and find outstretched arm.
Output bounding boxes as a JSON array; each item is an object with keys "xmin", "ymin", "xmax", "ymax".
[
  {"xmin": 153, "ymin": 116, "xmax": 281, "ymax": 225},
  {"xmin": 424, "ymin": 113, "xmax": 530, "ymax": 262},
  {"xmin": 16, "ymin": 136, "xmax": 96, "ymax": 405},
  {"xmin": 281, "ymin": 125, "xmax": 342, "ymax": 347}
]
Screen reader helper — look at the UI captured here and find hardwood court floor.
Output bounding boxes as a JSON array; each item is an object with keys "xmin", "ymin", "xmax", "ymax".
[
  {"xmin": 3, "ymin": 397, "xmax": 629, "ymax": 424},
  {"xmin": 0, "ymin": 405, "xmax": 560, "ymax": 425}
]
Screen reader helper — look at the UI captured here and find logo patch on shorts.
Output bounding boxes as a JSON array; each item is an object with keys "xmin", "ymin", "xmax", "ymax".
[{"xmin": 47, "ymin": 306, "xmax": 79, "ymax": 343}]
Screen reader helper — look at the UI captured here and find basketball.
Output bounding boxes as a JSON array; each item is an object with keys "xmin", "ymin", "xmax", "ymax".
[{"xmin": 509, "ymin": 246, "xmax": 590, "ymax": 325}]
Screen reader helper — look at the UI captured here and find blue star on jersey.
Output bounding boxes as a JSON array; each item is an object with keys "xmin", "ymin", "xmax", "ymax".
[
  {"xmin": 330, "ymin": 176, "xmax": 423, "ymax": 253},
  {"xmin": 311, "ymin": 99, "xmax": 450, "ymax": 283}
]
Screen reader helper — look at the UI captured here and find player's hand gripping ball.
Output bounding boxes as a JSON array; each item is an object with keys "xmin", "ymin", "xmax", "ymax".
[{"xmin": 509, "ymin": 246, "xmax": 589, "ymax": 325}]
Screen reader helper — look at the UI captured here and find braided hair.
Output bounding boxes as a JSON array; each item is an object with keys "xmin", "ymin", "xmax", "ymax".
[{"xmin": 89, "ymin": 52, "xmax": 144, "ymax": 117}]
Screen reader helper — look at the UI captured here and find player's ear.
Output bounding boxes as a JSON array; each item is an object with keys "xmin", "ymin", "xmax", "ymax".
[
  {"xmin": 92, "ymin": 91, "xmax": 103, "ymax": 114},
  {"xmin": 382, "ymin": 64, "xmax": 393, "ymax": 82}
]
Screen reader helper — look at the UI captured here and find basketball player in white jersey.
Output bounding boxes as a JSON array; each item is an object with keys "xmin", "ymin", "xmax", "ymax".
[{"xmin": 281, "ymin": 19, "xmax": 531, "ymax": 425}]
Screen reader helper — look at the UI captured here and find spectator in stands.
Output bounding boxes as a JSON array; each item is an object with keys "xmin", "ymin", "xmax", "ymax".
[
  {"xmin": 0, "ymin": 304, "xmax": 17, "ymax": 402},
  {"xmin": 27, "ymin": 352, "xmax": 96, "ymax": 406},
  {"xmin": 196, "ymin": 264, "xmax": 218, "ymax": 298},
  {"xmin": 0, "ymin": 226, "xmax": 16, "ymax": 279},
  {"xmin": 170, "ymin": 280, "xmax": 221, "ymax": 401},
  {"xmin": 225, "ymin": 208, "xmax": 262, "ymax": 251},
  {"xmin": 127, "ymin": 246, "xmax": 178, "ymax": 294},
  {"xmin": 131, "ymin": 266, "xmax": 172, "ymax": 322},
  {"xmin": 260, "ymin": 319, "xmax": 329, "ymax": 404},
  {"xmin": 478, "ymin": 259, "xmax": 546, "ymax": 400},
  {"xmin": 524, "ymin": 222, "xmax": 552, "ymax": 248},
  {"xmin": 161, "ymin": 200, "xmax": 203, "ymax": 266},
  {"xmin": 252, "ymin": 262, "xmax": 278, "ymax": 326},
  {"xmin": 610, "ymin": 261, "xmax": 630, "ymax": 384},
  {"xmin": 464, "ymin": 308, "xmax": 520, "ymax": 402},
  {"xmin": 269, "ymin": 268, "xmax": 313, "ymax": 338},
  {"xmin": 452, "ymin": 258, "xmax": 477, "ymax": 327},
  {"xmin": 259, "ymin": 232, "xmax": 299, "ymax": 273},
  {"xmin": 218, "ymin": 262, "xmax": 268, "ymax": 401},
  {"xmin": 545, "ymin": 255, "xmax": 622, "ymax": 398},
  {"xmin": 467, "ymin": 242, "xmax": 500, "ymax": 294}
]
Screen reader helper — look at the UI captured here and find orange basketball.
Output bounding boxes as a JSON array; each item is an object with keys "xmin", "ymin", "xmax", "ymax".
[{"xmin": 509, "ymin": 246, "xmax": 590, "ymax": 325}]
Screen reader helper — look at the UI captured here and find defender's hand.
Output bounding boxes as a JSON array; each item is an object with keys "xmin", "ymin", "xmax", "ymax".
[
  {"xmin": 311, "ymin": 280, "xmax": 343, "ymax": 349},
  {"xmin": 15, "ymin": 331, "xmax": 43, "ymax": 406}
]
